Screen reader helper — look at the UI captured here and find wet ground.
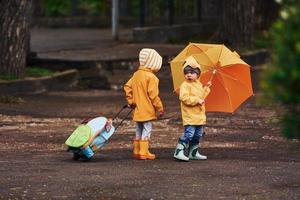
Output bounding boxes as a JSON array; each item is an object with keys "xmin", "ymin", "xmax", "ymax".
[
  {"xmin": 0, "ymin": 80, "xmax": 299, "ymax": 199},
  {"xmin": 0, "ymin": 28, "xmax": 299, "ymax": 199}
]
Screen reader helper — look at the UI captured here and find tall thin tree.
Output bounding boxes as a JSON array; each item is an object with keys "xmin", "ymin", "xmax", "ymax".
[
  {"xmin": 217, "ymin": 0, "xmax": 256, "ymax": 49},
  {"xmin": 0, "ymin": 0, "xmax": 32, "ymax": 78}
]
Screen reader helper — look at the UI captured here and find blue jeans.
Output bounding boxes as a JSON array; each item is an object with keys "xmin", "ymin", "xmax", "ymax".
[
  {"xmin": 81, "ymin": 146, "xmax": 94, "ymax": 158},
  {"xmin": 179, "ymin": 125, "xmax": 204, "ymax": 145}
]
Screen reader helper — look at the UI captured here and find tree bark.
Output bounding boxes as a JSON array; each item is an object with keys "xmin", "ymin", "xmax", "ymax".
[
  {"xmin": 217, "ymin": 0, "xmax": 256, "ymax": 49},
  {"xmin": 255, "ymin": 0, "xmax": 280, "ymax": 30},
  {"xmin": 0, "ymin": 0, "xmax": 32, "ymax": 78}
]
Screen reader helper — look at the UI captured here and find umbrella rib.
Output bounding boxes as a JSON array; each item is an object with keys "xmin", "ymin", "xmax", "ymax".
[
  {"xmin": 218, "ymin": 67, "xmax": 253, "ymax": 94},
  {"xmin": 217, "ymin": 70, "xmax": 238, "ymax": 81},
  {"xmin": 193, "ymin": 45, "xmax": 216, "ymax": 68},
  {"xmin": 217, "ymin": 44, "xmax": 224, "ymax": 65},
  {"xmin": 219, "ymin": 71, "xmax": 253, "ymax": 111},
  {"xmin": 215, "ymin": 73, "xmax": 233, "ymax": 111}
]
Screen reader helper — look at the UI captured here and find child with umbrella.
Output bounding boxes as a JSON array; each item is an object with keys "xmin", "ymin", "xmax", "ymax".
[{"xmin": 174, "ymin": 56, "xmax": 212, "ymax": 161}]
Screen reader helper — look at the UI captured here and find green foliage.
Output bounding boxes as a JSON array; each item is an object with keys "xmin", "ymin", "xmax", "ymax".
[
  {"xmin": 26, "ymin": 67, "xmax": 54, "ymax": 77},
  {"xmin": 77, "ymin": 0, "xmax": 103, "ymax": 16},
  {"xmin": 254, "ymin": 31, "xmax": 272, "ymax": 49},
  {"xmin": 129, "ymin": 0, "xmax": 140, "ymax": 17},
  {"xmin": 42, "ymin": 0, "xmax": 103, "ymax": 16},
  {"xmin": 0, "ymin": 67, "xmax": 54, "ymax": 80},
  {"xmin": 261, "ymin": 1, "xmax": 300, "ymax": 139},
  {"xmin": 43, "ymin": 0, "xmax": 72, "ymax": 16},
  {"xmin": 0, "ymin": 74, "xmax": 18, "ymax": 80},
  {"xmin": 281, "ymin": 112, "xmax": 300, "ymax": 139}
]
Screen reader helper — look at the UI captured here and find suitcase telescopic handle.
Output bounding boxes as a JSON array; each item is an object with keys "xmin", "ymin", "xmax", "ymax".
[
  {"xmin": 112, "ymin": 105, "xmax": 128, "ymax": 120},
  {"xmin": 113, "ymin": 105, "xmax": 134, "ymax": 130}
]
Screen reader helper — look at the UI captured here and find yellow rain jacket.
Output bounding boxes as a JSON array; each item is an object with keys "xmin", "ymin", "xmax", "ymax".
[
  {"xmin": 124, "ymin": 67, "xmax": 164, "ymax": 122},
  {"xmin": 179, "ymin": 80, "xmax": 210, "ymax": 126}
]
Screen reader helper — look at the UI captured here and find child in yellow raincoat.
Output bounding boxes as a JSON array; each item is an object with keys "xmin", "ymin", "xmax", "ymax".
[
  {"xmin": 174, "ymin": 56, "xmax": 211, "ymax": 161},
  {"xmin": 124, "ymin": 48, "xmax": 164, "ymax": 160}
]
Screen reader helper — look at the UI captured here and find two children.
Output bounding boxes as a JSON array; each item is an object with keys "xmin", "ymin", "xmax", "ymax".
[{"xmin": 124, "ymin": 50, "xmax": 211, "ymax": 161}]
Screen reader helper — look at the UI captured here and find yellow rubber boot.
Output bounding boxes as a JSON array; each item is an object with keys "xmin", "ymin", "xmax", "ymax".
[
  {"xmin": 138, "ymin": 140, "xmax": 156, "ymax": 160},
  {"xmin": 133, "ymin": 139, "xmax": 140, "ymax": 158}
]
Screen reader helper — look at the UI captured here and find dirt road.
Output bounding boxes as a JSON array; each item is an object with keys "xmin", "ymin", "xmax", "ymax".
[{"xmin": 0, "ymin": 86, "xmax": 299, "ymax": 200}]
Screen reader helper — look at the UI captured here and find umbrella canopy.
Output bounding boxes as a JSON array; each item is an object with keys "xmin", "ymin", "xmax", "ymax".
[{"xmin": 170, "ymin": 43, "xmax": 253, "ymax": 113}]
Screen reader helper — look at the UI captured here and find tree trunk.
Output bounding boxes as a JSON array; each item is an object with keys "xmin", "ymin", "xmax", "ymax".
[
  {"xmin": 255, "ymin": 0, "xmax": 280, "ymax": 30},
  {"xmin": 217, "ymin": 0, "xmax": 256, "ymax": 49},
  {"xmin": 0, "ymin": 0, "xmax": 32, "ymax": 78}
]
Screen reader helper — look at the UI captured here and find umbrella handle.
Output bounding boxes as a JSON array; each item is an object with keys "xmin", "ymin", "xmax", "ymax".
[{"xmin": 207, "ymin": 69, "xmax": 217, "ymax": 84}]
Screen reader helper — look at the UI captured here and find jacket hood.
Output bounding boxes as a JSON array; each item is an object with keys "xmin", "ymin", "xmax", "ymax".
[{"xmin": 139, "ymin": 48, "xmax": 162, "ymax": 72}]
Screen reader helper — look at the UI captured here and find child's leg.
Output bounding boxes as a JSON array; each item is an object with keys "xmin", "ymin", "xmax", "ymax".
[
  {"xmin": 80, "ymin": 146, "xmax": 94, "ymax": 161},
  {"xmin": 174, "ymin": 125, "xmax": 195, "ymax": 161},
  {"xmin": 190, "ymin": 125, "xmax": 204, "ymax": 144},
  {"xmin": 133, "ymin": 122, "xmax": 143, "ymax": 158},
  {"xmin": 179, "ymin": 125, "xmax": 196, "ymax": 144},
  {"xmin": 135, "ymin": 122, "xmax": 143, "ymax": 139},
  {"xmin": 188, "ymin": 125, "xmax": 207, "ymax": 160},
  {"xmin": 138, "ymin": 121, "xmax": 155, "ymax": 159},
  {"xmin": 141, "ymin": 121, "xmax": 152, "ymax": 140}
]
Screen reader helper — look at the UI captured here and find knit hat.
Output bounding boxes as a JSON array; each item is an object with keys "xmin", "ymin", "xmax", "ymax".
[
  {"xmin": 182, "ymin": 56, "xmax": 201, "ymax": 75},
  {"xmin": 184, "ymin": 65, "xmax": 200, "ymax": 75},
  {"xmin": 139, "ymin": 48, "xmax": 162, "ymax": 72}
]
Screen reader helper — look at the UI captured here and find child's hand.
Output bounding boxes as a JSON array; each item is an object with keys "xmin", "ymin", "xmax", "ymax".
[
  {"xmin": 107, "ymin": 118, "xmax": 112, "ymax": 124},
  {"xmin": 198, "ymin": 99, "xmax": 205, "ymax": 106},
  {"xmin": 206, "ymin": 81, "xmax": 212, "ymax": 88},
  {"xmin": 105, "ymin": 119, "xmax": 112, "ymax": 132},
  {"xmin": 158, "ymin": 111, "xmax": 165, "ymax": 118},
  {"xmin": 127, "ymin": 104, "xmax": 136, "ymax": 109}
]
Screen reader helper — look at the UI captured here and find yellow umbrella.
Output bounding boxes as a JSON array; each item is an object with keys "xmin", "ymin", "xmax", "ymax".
[{"xmin": 170, "ymin": 43, "xmax": 253, "ymax": 113}]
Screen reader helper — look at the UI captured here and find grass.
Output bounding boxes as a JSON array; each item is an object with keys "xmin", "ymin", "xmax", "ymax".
[
  {"xmin": 0, "ymin": 95, "xmax": 24, "ymax": 104},
  {"xmin": 0, "ymin": 74, "xmax": 18, "ymax": 81},
  {"xmin": 0, "ymin": 67, "xmax": 54, "ymax": 81},
  {"xmin": 26, "ymin": 67, "xmax": 54, "ymax": 78},
  {"xmin": 0, "ymin": 67, "xmax": 54, "ymax": 104}
]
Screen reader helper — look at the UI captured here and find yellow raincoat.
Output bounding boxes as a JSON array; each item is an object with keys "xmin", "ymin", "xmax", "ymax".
[
  {"xmin": 180, "ymin": 80, "xmax": 210, "ymax": 126},
  {"xmin": 124, "ymin": 67, "xmax": 164, "ymax": 122}
]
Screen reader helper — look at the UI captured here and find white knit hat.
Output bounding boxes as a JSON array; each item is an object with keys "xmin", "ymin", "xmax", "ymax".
[{"xmin": 139, "ymin": 48, "xmax": 162, "ymax": 72}]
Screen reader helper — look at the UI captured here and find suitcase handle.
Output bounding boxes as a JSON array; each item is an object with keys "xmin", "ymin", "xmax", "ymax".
[
  {"xmin": 80, "ymin": 105, "xmax": 133, "ymax": 130},
  {"xmin": 113, "ymin": 105, "xmax": 134, "ymax": 130},
  {"xmin": 112, "ymin": 105, "xmax": 128, "ymax": 120}
]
